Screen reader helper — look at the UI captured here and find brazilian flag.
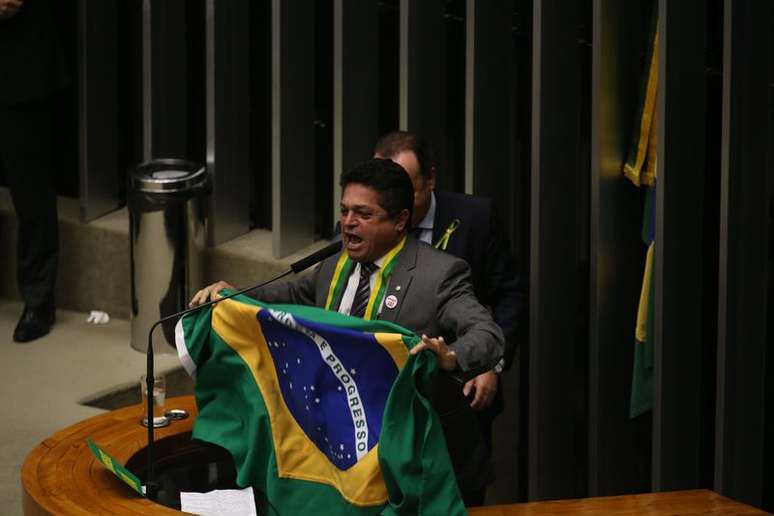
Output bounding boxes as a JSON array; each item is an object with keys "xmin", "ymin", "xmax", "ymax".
[
  {"xmin": 630, "ymin": 187, "xmax": 656, "ymax": 418},
  {"xmin": 625, "ymin": 5, "xmax": 658, "ymax": 418},
  {"xmin": 623, "ymin": 6, "xmax": 659, "ymax": 188},
  {"xmin": 175, "ymin": 293, "xmax": 465, "ymax": 515}
]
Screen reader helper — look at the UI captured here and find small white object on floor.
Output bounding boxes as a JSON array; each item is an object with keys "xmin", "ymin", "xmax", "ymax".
[
  {"xmin": 86, "ymin": 310, "xmax": 110, "ymax": 324},
  {"xmin": 180, "ymin": 486, "xmax": 257, "ymax": 516}
]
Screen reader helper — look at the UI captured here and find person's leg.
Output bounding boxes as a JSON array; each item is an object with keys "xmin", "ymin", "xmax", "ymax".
[{"xmin": 0, "ymin": 100, "xmax": 59, "ymax": 341}]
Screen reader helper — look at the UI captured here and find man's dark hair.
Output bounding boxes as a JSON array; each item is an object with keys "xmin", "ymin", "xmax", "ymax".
[
  {"xmin": 341, "ymin": 158, "xmax": 414, "ymax": 224},
  {"xmin": 373, "ymin": 130, "xmax": 434, "ymax": 180}
]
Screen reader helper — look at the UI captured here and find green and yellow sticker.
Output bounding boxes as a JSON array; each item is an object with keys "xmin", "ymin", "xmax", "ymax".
[{"xmin": 87, "ymin": 438, "xmax": 144, "ymax": 496}]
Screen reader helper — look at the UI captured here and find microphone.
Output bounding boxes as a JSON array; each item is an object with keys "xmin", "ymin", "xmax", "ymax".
[
  {"xmin": 143, "ymin": 240, "xmax": 342, "ymax": 499},
  {"xmin": 290, "ymin": 241, "xmax": 343, "ymax": 273}
]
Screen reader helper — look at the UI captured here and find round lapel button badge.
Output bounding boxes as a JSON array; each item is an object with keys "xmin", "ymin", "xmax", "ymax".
[{"xmin": 385, "ymin": 294, "xmax": 398, "ymax": 309}]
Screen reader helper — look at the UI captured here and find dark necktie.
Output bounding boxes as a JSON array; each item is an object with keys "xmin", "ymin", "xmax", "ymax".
[{"xmin": 350, "ymin": 262, "xmax": 377, "ymax": 318}]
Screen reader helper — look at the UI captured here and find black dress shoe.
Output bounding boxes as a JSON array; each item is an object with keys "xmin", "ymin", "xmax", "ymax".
[{"xmin": 13, "ymin": 306, "xmax": 56, "ymax": 343}]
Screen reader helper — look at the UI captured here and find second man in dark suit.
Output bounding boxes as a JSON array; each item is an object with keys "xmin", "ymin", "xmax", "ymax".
[{"xmin": 374, "ymin": 130, "xmax": 526, "ymax": 505}]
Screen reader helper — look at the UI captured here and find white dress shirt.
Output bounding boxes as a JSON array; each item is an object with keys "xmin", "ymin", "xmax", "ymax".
[{"xmin": 413, "ymin": 192, "xmax": 436, "ymax": 244}]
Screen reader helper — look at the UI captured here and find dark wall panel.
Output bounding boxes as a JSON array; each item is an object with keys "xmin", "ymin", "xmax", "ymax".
[
  {"xmin": 78, "ymin": 0, "xmax": 120, "ymax": 221},
  {"xmin": 714, "ymin": 0, "xmax": 772, "ymax": 508},
  {"xmin": 271, "ymin": 0, "xmax": 316, "ymax": 257},
  {"xmin": 466, "ymin": 0, "xmax": 513, "ymax": 208},
  {"xmin": 399, "ymin": 0, "xmax": 450, "ymax": 191},
  {"xmin": 206, "ymin": 0, "xmax": 251, "ymax": 246},
  {"xmin": 529, "ymin": 0, "xmax": 586, "ymax": 501},
  {"xmin": 143, "ymin": 0, "xmax": 191, "ymax": 160},
  {"xmin": 653, "ymin": 0, "xmax": 706, "ymax": 491},
  {"xmin": 589, "ymin": 0, "xmax": 651, "ymax": 496}
]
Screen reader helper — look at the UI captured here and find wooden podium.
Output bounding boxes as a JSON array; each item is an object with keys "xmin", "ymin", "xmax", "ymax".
[
  {"xmin": 22, "ymin": 395, "xmax": 768, "ymax": 514},
  {"xmin": 22, "ymin": 396, "xmax": 211, "ymax": 515}
]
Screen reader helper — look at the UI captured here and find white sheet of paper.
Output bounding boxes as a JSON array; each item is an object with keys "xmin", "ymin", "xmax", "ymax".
[{"xmin": 180, "ymin": 486, "xmax": 257, "ymax": 516}]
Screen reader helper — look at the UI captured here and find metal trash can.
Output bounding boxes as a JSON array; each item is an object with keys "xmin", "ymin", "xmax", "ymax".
[{"xmin": 128, "ymin": 159, "xmax": 209, "ymax": 353}]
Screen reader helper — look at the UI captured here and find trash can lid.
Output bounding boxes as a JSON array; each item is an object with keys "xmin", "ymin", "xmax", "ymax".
[{"xmin": 130, "ymin": 159, "xmax": 208, "ymax": 193}]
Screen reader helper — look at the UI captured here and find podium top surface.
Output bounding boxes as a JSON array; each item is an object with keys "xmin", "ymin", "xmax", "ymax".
[{"xmin": 22, "ymin": 396, "xmax": 197, "ymax": 515}]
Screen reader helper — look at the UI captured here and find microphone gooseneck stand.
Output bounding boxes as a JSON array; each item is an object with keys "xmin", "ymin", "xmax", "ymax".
[{"xmin": 143, "ymin": 241, "xmax": 341, "ymax": 501}]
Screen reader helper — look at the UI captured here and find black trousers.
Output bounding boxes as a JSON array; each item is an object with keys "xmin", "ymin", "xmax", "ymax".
[
  {"xmin": 433, "ymin": 374, "xmax": 497, "ymax": 505},
  {"xmin": 0, "ymin": 99, "xmax": 58, "ymax": 310}
]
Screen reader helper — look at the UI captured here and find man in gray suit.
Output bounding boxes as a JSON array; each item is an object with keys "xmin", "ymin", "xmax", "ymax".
[{"xmin": 191, "ymin": 158, "xmax": 504, "ymax": 378}]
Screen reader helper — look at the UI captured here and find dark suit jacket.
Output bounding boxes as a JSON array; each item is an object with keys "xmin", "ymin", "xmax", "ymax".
[
  {"xmin": 252, "ymin": 236, "xmax": 504, "ymax": 374},
  {"xmin": 430, "ymin": 191, "xmax": 527, "ymax": 494},
  {"xmin": 253, "ymin": 236, "xmax": 505, "ymax": 494},
  {"xmin": 252, "ymin": 237, "xmax": 504, "ymax": 493},
  {"xmin": 0, "ymin": 0, "xmax": 69, "ymax": 105},
  {"xmin": 433, "ymin": 190, "xmax": 525, "ymax": 369}
]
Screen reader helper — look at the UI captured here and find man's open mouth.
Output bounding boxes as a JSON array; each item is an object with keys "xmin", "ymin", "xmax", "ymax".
[{"xmin": 344, "ymin": 233, "xmax": 363, "ymax": 249}]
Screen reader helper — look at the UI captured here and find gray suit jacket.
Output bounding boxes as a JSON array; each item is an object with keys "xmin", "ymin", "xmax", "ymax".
[
  {"xmin": 252, "ymin": 236, "xmax": 504, "ymax": 374},
  {"xmin": 252, "ymin": 236, "xmax": 501, "ymax": 493}
]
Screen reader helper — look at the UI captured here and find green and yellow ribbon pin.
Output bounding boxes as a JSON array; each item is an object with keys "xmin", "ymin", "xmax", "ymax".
[{"xmin": 434, "ymin": 219, "xmax": 460, "ymax": 251}]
